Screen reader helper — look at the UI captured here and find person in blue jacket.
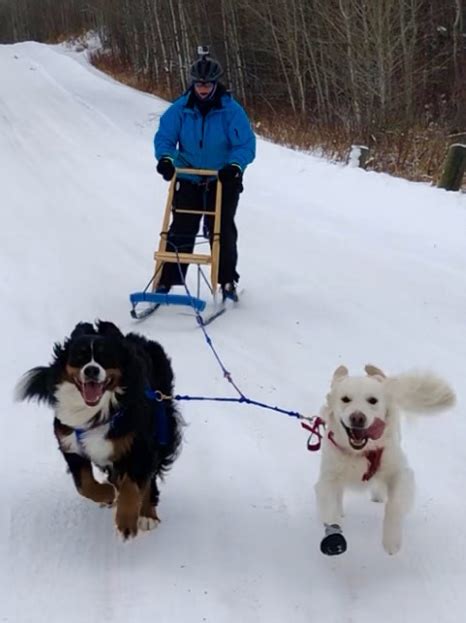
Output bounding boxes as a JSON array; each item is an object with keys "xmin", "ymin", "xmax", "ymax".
[{"xmin": 154, "ymin": 49, "xmax": 256, "ymax": 302}]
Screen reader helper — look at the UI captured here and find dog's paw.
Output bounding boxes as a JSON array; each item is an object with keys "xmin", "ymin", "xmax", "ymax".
[
  {"xmin": 138, "ymin": 516, "xmax": 160, "ymax": 532},
  {"xmin": 115, "ymin": 510, "xmax": 139, "ymax": 541},
  {"xmin": 383, "ymin": 527, "xmax": 402, "ymax": 555},
  {"xmin": 383, "ymin": 538, "xmax": 401, "ymax": 555},
  {"xmin": 370, "ymin": 482, "xmax": 387, "ymax": 504},
  {"xmin": 321, "ymin": 524, "xmax": 347, "ymax": 556},
  {"xmin": 116, "ymin": 523, "xmax": 138, "ymax": 541},
  {"xmin": 90, "ymin": 483, "xmax": 116, "ymax": 507},
  {"xmin": 100, "ymin": 497, "xmax": 117, "ymax": 509},
  {"xmin": 320, "ymin": 533, "xmax": 347, "ymax": 556},
  {"xmin": 99, "ymin": 486, "xmax": 117, "ymax": 508}
]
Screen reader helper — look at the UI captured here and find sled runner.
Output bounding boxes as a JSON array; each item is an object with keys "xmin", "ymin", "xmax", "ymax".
[{"xmin": 130, "ymin": 168, "xmax": 227, "ymax": 322}]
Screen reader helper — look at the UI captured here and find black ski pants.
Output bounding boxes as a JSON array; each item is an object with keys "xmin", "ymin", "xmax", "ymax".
[{"xmin": 159, "ymin": 178, "xmax": 241, "ymax": 287}]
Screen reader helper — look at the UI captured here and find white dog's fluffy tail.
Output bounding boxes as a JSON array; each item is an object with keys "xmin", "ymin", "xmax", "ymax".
[{"xmin": 386, "ymin": 371, "xmax": 456, "ymax": 414}]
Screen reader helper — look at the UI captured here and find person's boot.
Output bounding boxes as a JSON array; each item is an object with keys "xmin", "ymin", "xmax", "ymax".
[{"xmin": 221, "ymin": 282, "xmax": 239, "ymax": 302}]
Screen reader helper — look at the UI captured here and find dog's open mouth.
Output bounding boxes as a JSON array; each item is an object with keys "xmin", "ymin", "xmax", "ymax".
[
  {"xmin": 342, "ymin": 417, "xmax": 386, "ymax": 451},
  {"xmin": 76, "ymin": 380, "xmax": 110, "ymax": 406},
  {"xmin": 342, "ymin": 424, "xmax": 369, "ymax": 449}
]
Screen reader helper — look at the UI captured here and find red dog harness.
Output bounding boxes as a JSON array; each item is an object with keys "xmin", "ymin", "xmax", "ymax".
[{"xmin": 301, "ymin": 417, "xmax": 384, "ymax": 482}]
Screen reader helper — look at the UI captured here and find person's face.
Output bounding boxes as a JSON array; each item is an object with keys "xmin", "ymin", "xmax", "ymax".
[{"xmin": 194, "ymin": 81, "xmax": 215, "ymax": 99}]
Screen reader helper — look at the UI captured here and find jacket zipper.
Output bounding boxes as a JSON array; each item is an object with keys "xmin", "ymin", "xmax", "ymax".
[{"xmin": 199, "ymin": 115, "xmax": 206, "ymax": 149}]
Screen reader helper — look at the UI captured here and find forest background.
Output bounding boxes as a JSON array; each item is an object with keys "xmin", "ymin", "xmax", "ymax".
[{"xmin": 1, "ymin": 0, "xmax": 465, "ymax": 183}]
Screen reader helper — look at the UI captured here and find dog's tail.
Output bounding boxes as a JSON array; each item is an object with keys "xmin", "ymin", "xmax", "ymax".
[
  {"xmin": 14, "ymin": 366, "xmax": 57, "ymax": 406},
  {"xmin": 386, "ymin": 371, "xmax": 455, "ymax": 414}
]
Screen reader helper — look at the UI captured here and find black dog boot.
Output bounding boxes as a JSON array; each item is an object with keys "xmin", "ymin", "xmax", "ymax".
[{"xmin": 320, "ymin": 523, "xmax": 347, "ymax": 556}]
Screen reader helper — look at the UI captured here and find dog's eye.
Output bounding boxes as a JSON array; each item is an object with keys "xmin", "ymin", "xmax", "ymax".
[
  {"xmin": 367, "ymin": 397, "xmax": 378, "ymax": 405},
  {"xmin": 69, "ymin": 347, "xmax": 89, "ymax": 366},
  {"xmin": 341, "ymin": 396, "xmax": 351, "ymax": 403}
]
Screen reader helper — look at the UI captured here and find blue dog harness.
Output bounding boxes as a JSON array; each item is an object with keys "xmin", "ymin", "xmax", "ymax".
[{"xmin": 74, "ymin": 390, "xmax": 168, "ymax": 456}]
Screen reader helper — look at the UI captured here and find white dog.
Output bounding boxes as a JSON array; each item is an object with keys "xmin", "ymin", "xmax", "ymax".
[{"xmin": 314, "ymin": 364, "xmax": 455, "ymax": 556}]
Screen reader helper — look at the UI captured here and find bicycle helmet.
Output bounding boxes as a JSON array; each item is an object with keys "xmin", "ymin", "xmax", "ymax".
[{"xmin": 190, "ymin": 49, "xmax": 223, "ymax": 83}]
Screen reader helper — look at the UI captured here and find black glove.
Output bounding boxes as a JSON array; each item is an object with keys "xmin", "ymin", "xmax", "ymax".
[
  {"xmin": 218, "ymin": 164, "xmax": 242, "ymax": 187},
  {"xmin": 156, "ymin": 157, "xmax": 175, "ymax": 181}
]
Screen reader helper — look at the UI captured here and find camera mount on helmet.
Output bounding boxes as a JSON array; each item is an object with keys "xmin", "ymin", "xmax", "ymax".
[
  {"xmin": 197, "ymin": 45, "xmax": 210, "ymax": 58},
  {"xmin": 190, "ymin": 45, "xmax": 223, "ymax": 83}
]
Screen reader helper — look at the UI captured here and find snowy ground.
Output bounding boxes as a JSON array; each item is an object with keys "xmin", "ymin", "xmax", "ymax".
[{"xmin": 1, "ymin": 41, "xmax": 466, "ymax": 623}]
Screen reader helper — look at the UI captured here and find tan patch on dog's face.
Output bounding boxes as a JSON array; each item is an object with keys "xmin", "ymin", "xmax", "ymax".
[
  {"xmin": 64, "ymin": 364, "xmax": 122, "ymax": 408},
  {"xmin": 104, "ymin": 368, "xmax": 123, "ymax": 390},
  {"xmin": 64, "ymin": 364, "xmax": 80, "ymax": 384},
  {"xmin": 64, "ymin": 364, "xmax": 122, "ymax": 389},
  {"xmin": 111, "ymin": 432, "xmax": 135, "ymax": 460}
]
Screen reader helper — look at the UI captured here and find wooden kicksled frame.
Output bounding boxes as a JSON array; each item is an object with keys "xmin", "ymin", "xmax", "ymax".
[{"xmin": 130, "ymin": 168, "xmax": 222, "ymax": 319}]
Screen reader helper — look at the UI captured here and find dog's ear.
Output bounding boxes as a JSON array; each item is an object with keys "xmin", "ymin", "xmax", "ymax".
[
  {"xmin": 15, "ymin": 337, "xmax": 70, "ymax": 405},
  {"xmin": 70, "ymin": 322, "xmax": 96, "ymax": 339},
  {"xmin": 95, "ymin": 320, "xmax": 124, "ymax": 339},
  {"xmin": 365, "ymin": 364, "xmax": 386, "ymax": 381},
  {"xmin": 14, "ymin": 366, "xmax": 58, "ymax": 406},
  {"xmin": 52, "ymin": 339, "xmax": 70, "ymax": 367},
  {"xmin": 332, "ymin": 365, "xmax": 348, "ymax": 383}
]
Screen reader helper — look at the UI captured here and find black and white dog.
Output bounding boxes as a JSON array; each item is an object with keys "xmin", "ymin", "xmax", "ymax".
[{"xmin": 15, "ymin": 320, "xmax": 182, "ymax": 539}]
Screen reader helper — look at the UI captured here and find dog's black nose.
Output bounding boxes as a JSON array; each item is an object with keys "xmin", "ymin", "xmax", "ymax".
[
  {"xmin": 83, "ymin": 364, "xmax": 101, "ymax": 381},
  {"xmin": 349, "ymin": 411, "xmax": 367, "ymax": 428}
]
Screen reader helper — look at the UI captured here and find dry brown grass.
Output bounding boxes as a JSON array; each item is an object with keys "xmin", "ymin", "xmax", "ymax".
[
  {"xmin": 255, "ymin": 113, "xmax": 451, "ymax": 185},
  {"xmin": 90, "ymin": 53, "xmax": 455, "ymax": 187}
]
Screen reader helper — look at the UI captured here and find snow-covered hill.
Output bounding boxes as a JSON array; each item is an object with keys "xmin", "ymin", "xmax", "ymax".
[{"xmin": 1, "ymin": 41, "xmax": 466, "ymax": 623}]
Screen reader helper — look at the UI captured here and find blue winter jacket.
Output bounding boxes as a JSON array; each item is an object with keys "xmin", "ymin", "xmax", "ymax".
[{"xmin": 154, "ymin": 90, "xmax": 256, "ymax": 178}]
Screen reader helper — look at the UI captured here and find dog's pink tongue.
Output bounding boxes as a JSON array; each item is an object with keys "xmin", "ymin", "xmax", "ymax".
[
  {"xmin": 83, "ymin": 381, "xmax": 104, "ymax": 405},
  {"xmin": 351, "ymin": 428, "xmax": 366, "ymax": 441},
  {"xmin": 366, "ymin": 417, "xmax": 385, "ymax": 440}
]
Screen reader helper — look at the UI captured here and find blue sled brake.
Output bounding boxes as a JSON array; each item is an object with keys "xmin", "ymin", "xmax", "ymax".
[{"xmin": 130, "ymin": 291, "xmax": 206, "ymax": 320}]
